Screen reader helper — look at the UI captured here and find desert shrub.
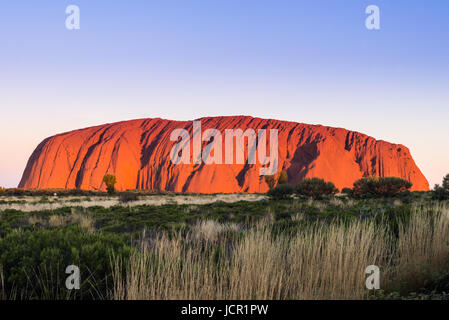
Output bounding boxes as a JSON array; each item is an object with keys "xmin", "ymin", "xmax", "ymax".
[
  {"xmin": 264, "ymin": 175, "xmax": 276, "ymax": 190},
  {"xmin": 295, "ymin": 178, "xmax": 339, "ymax": 199},
  {"xmin": 432, "ymin": 174, "xmax": 449, "ymax": 200},
  {"xmin": 433, "ymin": 185, "xmax": 449, "ymax": 200},
  {"xmin": 0, "ymin": 188, "xmax": 108, "ymax": 197},
  {"xmin": 0, "ymin": 226, "xmax": 131, "ymax": 299},
  {"xmin": 267, "ymin": 184, "xmax": 294, "ymax": 200},
  {"xmin": 341, "ymin": 187, "xmax": 353, "ymax": 195},
  {"xmin": 0, "ymin": 186, "xmax": 5, "ymax": 195},
  {"xmin": 443, "ymin": 174, "xmax": 449, "ymax": 190},
  {"xmin": 119, "ymin": 192, "xmax": 139, "ymax": 203},
  {"xmin": 353, "ymin": 176, "xmax": 412, "ymax": 197},
  {"xmin": 278, "ymin": 170, "xmax": 288, "ymax": 184},
  {"xmin": 103, "ymin": 174, "xmax": 117, "ymax": 194},
  {"xmin": 3, "ymin": 188, "xmax": 27, "ymax": 196}
]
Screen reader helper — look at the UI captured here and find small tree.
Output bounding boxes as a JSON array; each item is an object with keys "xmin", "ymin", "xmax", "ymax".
[
  {"xmin": 433, "ymin": 173, "xmax": 449, "ymax": 200},
  {"xmin": 0, "ymin": 186, "xmax": 5, "ymax": 194},
  {"xmin": 443, "ymin": 174, "xmax": 449, "ymax": 190},
  {"xmin": 264, "ymin": 175, "xmax": 276, "ymax": 190},
  {"xmin": 103, "ymin": 174, "xmax": 117, "ymax": 194},
  {"xmin": 295, "ymin": 178, "xmax": 339, "ymax": 199},
  {"xmin": 278, "ymin": 170, "xmax": 288, "ymax": 185}
]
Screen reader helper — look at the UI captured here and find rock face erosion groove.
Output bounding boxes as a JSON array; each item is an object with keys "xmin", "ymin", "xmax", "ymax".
[{"xmin": 19, "ymin": 116, "xmax": 429, "ymax": 192}]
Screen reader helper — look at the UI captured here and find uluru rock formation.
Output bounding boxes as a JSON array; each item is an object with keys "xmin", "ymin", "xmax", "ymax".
[{"xmin": 19, "ymin": 116, "xmax": 429, "ymax": 192}]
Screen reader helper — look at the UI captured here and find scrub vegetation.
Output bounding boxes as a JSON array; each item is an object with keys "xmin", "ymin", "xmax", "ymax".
[{"xmin": 0, "ymin": 174, "xmax": 448, "ymax": 300}]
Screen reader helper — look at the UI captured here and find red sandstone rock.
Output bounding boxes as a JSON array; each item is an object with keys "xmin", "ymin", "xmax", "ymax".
[{"xmin": 18, "ymin": 116, "xmax": 429, "ymax": 192}]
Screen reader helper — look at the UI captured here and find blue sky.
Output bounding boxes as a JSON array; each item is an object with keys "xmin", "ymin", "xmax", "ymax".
[{"xmin": 0, "ymin": 0, "xmax": 448, "ymax": 187}]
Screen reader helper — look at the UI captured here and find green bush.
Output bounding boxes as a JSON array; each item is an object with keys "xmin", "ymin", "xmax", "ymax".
[
  {"xmin": 3, "ymin": 188, "xmax": 26, "ymax": 196},
  {"xmin": 267, "ymin": 184, "xmax": 294, "ymax": 200},
  {"xmin": 0, "ymin": 188, "xmax": 110, "ymax": 197},
  {"xmin": 341, "ymin": 187, "xmax": 353, "ymax": 195},
  {"xmin": 103, "ymin": 174, "xmax": 117, "ymax": 194},
  {"xmin": 353, "ymin": 176, "xmax": 412, "ymax": 197},
  {"xmin": 0, "ymin": 226, "xmax": 131, "ymax": 299},
  {"xmin": 432, "ymin": 174, "xmax": 449, "ymax": 200},
  {"xmin": 295, "ymin": 178, "xmax": 339, "ymax": 199}
]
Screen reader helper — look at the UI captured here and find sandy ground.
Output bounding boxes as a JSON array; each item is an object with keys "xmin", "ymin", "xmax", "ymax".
[{"xmin": 0, "ymin": 194, "xmax": 266, "ymax": 212}]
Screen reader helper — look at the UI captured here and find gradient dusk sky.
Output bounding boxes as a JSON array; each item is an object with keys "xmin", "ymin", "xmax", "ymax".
[{"xmin": 0, "ymin": 0, "xmax": 448, "ymax": 188}]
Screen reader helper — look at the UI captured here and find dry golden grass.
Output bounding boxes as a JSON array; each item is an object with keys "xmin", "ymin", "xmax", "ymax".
[
  {"xmin": 395, "ymin": 203, "xmax": 449, "ymax": 291},
  {"xmin": 0, "ymin": 266, "xmax": 5, "ymax": 300},
  {"xmin": 44, "ymin": 210, "xmax": 95, "ymax": 232},
  {"xmin": 112, "ymin": 236, "xmax": 214, "ymax": 300},
  {"xmin": 48, "ymin": 215, "xmax": 66, "ymax": 227},
  {"xmin": 27, "ymin": 216, "xmax": 46, "ymax": 226},
  {"xmin": 190, "ymin": 220, "xmax": 240, "ymax": 242},
  {"xmin": 111, "ymin": 204, "xmax": 449, "ymax": 300},
  {"xmin": 70, "ymin": 210, "xmax": 95, "ymax": 232}
]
